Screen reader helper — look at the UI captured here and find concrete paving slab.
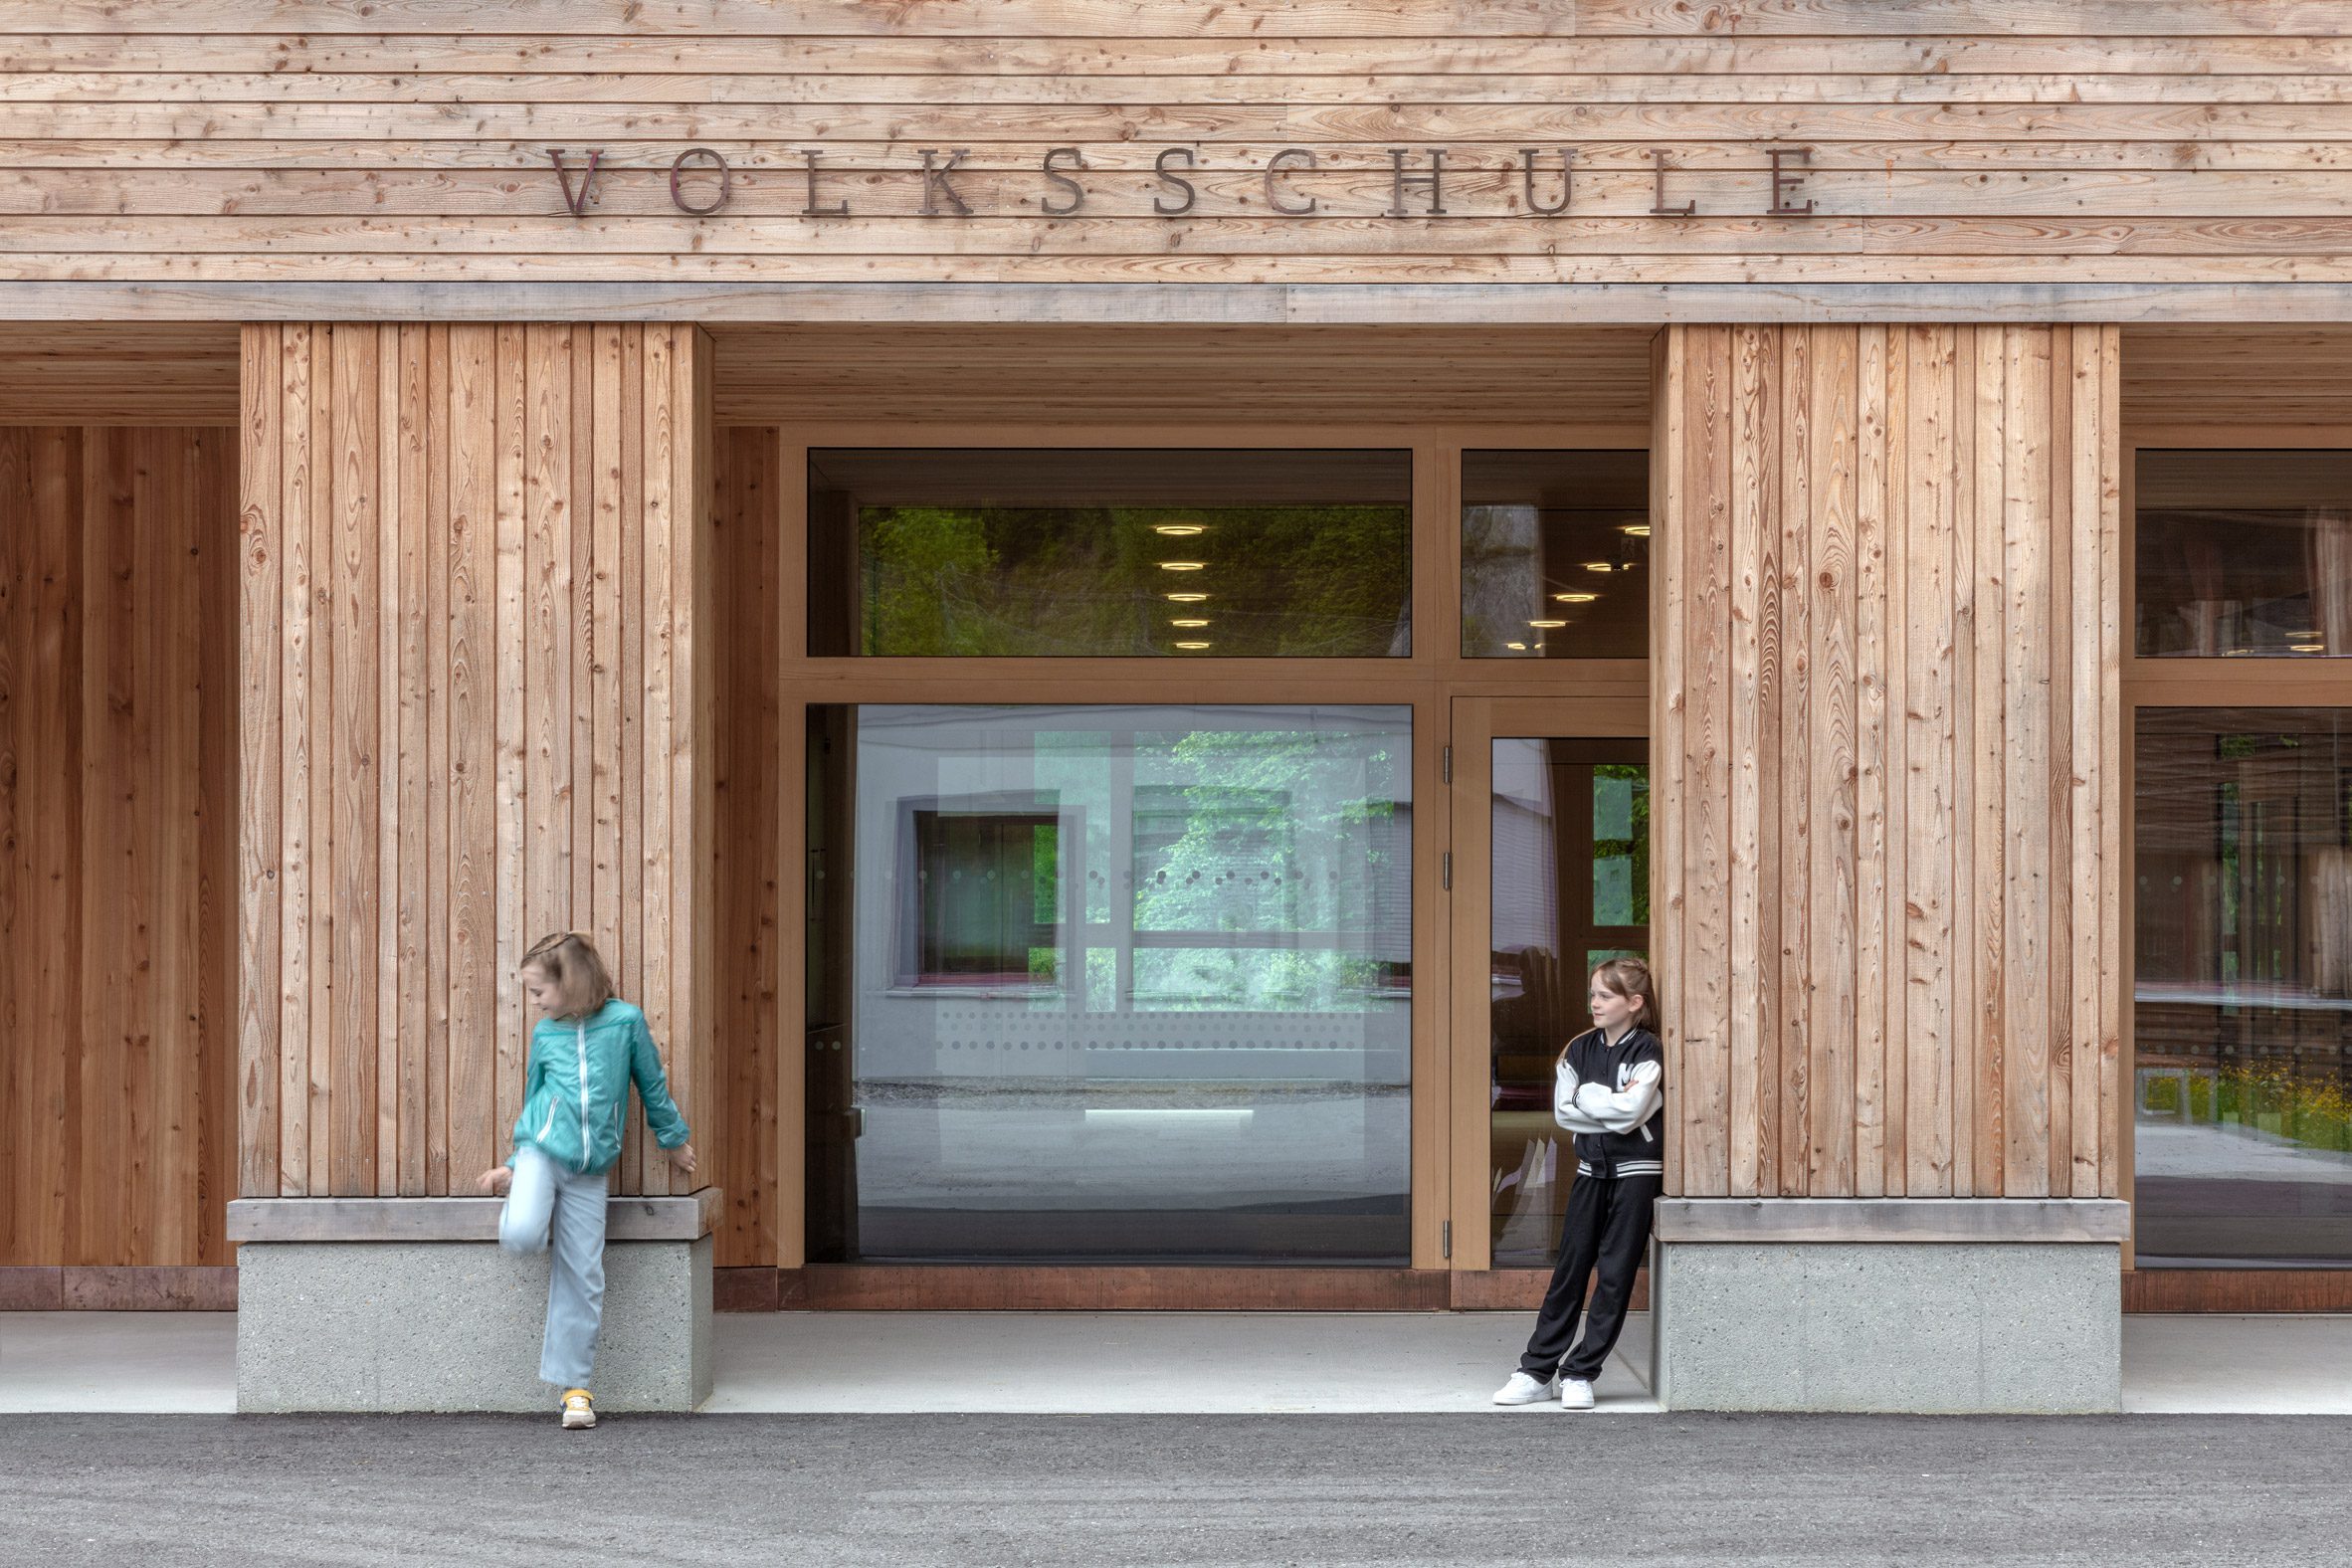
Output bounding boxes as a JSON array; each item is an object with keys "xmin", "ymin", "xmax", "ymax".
[
  {"xmin": 6, "ymin": 1306, "xmax": 2352, "ymax": 1416},
  {"xmin": 705, "ymin": 1310, "xmax": 1658, "ymax": 1414},
  {"xmin": 2122, "ymin": 1313, "xmax": 2352, "ymax": 1413},
  {"xmin": 0, "ymin": 1313, "xmax": 235, "ymax": 1414}
]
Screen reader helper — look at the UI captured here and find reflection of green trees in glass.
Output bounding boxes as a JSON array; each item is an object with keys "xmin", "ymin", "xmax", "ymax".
[
  {"xmin": 864, "ymin": 507, "xmax": 998, "ymax": 655},
  {"xmin": 1594, "ymin": 763, "xmax": 1651, "ymax": 926},
  {"xmin": 1127, "ymin": 728, "xmax": 1406, "ymax": 1012},
  {"xmin": 2143, "ymin": 1063, "xmax": 2352, "ymax": 1155},
  {"xmin": 860, "ymin": 504, "xmax": 1410, "ymax": 656}
]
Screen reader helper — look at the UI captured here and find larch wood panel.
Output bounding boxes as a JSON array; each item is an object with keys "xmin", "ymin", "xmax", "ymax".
[
  {"xmin": 712, "ymin": 324, "xmax": 1655, "ymax": 429},
  {"xmin": 22, "ymin": 35, "xmax": 2352, "ymax": 76},
  {"xmin": 6, "ymin": 2, "xmax": 2345, "ymax": 38},
  {"xmin": 237, "ymin": 322, "xmax": 715, "ymax": 1201},
  {"xmin": 0, "ymin": 426, "xmax": 238, "ymax": 1268},
  {"xmin": 0, "ymin": 4, "xmax": 2347, "ymax": 289},
  {"xmin": 711, "ymin": 427, "xmax": 779, "ymax": 1270},
  {"xmin": 1648, "ymin": 331, "xmax": 1686, "ymax": 1194},
  {"xmin": 1652, "ymin": 323, "xmax": 2121, "ymax": 1198},
  {"xmin": 329, "ymin": 321, "xmax": 380, "ymax": 1197},
  {"xmin": 2120, "ymin": 324, "xmax": 2352, "ymax": 428},
  {"xmin": 1806, "ymin": 324, "xmax": 1861, "ymax": 1190},
  {"xmin": 1725, "ymin": 323, "xmax": 1767, "ymax": 1198},
  {"xmin": 1678, "ymin": 323, "xmax": 1733, "ymax": 1197},
  {"xmin": 0, "ymin": 324, "xmax": 238, "ymax": 425}
]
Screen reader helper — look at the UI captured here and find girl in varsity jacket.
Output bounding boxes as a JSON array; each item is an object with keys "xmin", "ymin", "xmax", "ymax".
[{"xmin": 1493, "ymin": 956, "xmax": 1664, "ymax": 1411}]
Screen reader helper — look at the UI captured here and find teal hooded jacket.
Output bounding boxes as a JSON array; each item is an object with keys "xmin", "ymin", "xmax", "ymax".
[{"xmin": 507, "ymin": 999, "xmax": 691, "ymax": 1176}]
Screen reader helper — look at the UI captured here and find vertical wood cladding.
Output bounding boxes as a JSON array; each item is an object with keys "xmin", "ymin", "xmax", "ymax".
[
  {"xmin": 1652, "ymin": 323, "xmax": 2122, "ymax": 1200},
  {"xmin": 238, "ymin": 322, "xmax": 715, "ymax": 1200},
  {"xmin": 711, "ymin": 427, "xmax": 780, "ymax": 1270},
  {"xmin": 0, "ymin": 427, "xmax": 238, "ymax": 1267}
]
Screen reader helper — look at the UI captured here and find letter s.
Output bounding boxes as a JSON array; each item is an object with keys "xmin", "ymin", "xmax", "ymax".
[{"xmin": 1153, "ymin": 146, "xmax": 1198, "ymax": 217}]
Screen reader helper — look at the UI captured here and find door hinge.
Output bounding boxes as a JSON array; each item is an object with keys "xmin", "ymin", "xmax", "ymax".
[
  {"xmin": 1441, "ymin": 851, "xmax": 1453, "ymax": 890},
  {"xmin": 1442, "ymin": 1220, "xmax": 1453, "ymax": 1260},
  {"xmin": 1441, "ymin": 744, "xmax": 1453, "ymax": 784}
]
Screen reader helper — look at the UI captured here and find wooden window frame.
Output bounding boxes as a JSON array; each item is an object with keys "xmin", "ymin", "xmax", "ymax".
[
  {"xmin": 2119, "ymin": 429, "xmax": 2352, "ymax": 1298},
  {"xmin": 758, "ymin": 420, "xmax": 1652, "ymax": 1292}
]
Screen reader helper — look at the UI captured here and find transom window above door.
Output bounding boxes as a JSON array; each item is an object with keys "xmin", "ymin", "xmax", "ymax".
[
  {"xmin": 2137, "ymin": 450, "xmax": 2352, "ymax": 658},
  {"xmin": 1461, "ymin": 450, "xmax": 1649, "ymax": 660},
  {"xmin": 806, "ymin": 448, "xmax": 1412, "ymax": 658}
]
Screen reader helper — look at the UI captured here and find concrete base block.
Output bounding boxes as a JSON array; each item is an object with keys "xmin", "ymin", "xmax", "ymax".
[
  {"xmin": 1652, "ymin": 1237, "xmax": 2121, "ymax": 1413},
  {"xmin": 236, "ymin": 1235, "xmax": 711, "ymax": 1413}
]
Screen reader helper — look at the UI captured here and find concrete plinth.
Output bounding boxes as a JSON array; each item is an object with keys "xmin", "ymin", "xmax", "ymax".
[
  {"xmin": 1651, "ymin": 1199, "xmax": 2128, "ymax": 1414},
  {"xmin": 228, "ymin": 1189, "xmax": 717, "ymax": 1414}
]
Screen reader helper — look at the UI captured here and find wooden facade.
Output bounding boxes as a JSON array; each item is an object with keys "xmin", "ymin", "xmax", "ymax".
[
  {"xmin": 1650, "ymin": 324, "xmax": 2123, "ymax": 1201},
  {"xmin": 0, "ymin": 2, "xmax": 2349, "ymax": 304},
  {"xmin": 0, "ymin": 427, "xmax": 238, "ymax": 1274},
  {"xmin": 0, "ymin": 0, "xmax": 2345, "ymax": 1306},
  {"xmin": 236, "ymin": 322, "xmax": 714, "ymax": 1202}
]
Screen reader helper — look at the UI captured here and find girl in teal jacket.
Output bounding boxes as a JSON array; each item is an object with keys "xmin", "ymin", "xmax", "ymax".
[{"xmin": 479, "ymin": 931, "xmax": 694, "ymax": 1429}]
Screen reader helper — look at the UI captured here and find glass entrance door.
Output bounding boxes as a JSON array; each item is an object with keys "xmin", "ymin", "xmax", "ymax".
[{"xmin": 1448, "ymin": 698, "xmax": 1650, "ymax": 1272}]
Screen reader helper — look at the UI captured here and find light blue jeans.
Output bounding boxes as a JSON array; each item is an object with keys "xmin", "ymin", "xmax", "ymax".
[{"xmin": 498, "ymin": 1144, "xmax": 610, "ymax": 1390}]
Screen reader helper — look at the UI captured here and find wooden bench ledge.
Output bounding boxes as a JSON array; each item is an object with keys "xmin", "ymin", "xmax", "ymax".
[{"xmin": 227, "ymin": 1187, "xmax": 720, "ymax": 1245}]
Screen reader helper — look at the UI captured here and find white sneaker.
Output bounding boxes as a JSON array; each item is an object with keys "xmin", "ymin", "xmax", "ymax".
[
  {"xmin": 1559, "ymin": 1378, "xmax": 1596, "ymax": 1410},
  {"xmin": 1492, "ymin": 1372, "xmax": 1559, "ymax": 1406}
]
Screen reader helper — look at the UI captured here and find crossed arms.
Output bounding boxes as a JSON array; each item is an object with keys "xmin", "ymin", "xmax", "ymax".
[{"xmin": 1553, "ymin": 1056, "xmax": 1664, "ymax": 1136}]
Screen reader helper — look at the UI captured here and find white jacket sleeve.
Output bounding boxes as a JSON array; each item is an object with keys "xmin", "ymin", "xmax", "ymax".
[
  {"xmin": 1572, "ymin": 1060, "xmax": 1664, "ymax": 1136},
  {"xmin": 1554, "ymin": 1059, "xmax": 1609, "ymax": 1134}
]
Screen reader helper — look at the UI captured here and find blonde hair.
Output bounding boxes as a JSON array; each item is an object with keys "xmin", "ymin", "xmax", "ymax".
[
  {"xmin": 1563, "ymin": 956, "xmax": 1658, "ymax": 1065},
  {"xmin": 521, "ymin": 930, "xmax": 613, "ymax": 1020}
]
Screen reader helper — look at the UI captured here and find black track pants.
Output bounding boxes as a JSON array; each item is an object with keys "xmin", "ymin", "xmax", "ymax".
[{"xmin": 1517, "ymin": 1171, "xmax": 1661, "ymax": 1384}]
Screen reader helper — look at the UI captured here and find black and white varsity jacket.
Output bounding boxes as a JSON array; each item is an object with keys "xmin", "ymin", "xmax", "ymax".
[{"xmin": 1552, "ymin": 1025, "xmax": 1665, "ymax": 1179}]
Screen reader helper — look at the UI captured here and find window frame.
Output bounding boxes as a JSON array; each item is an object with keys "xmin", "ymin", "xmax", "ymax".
[
  {"xmin": 2121, "ymin": 432, "xmax": 2352, "ymax": 1274},
  {"xmin": 769, "ymin": 420, "xmax": 1652, "ymax": 1274}
]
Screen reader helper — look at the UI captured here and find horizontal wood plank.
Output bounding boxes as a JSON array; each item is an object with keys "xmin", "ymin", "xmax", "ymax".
[
  {"xmin": 13, "ymin": 139, "xmax": 2352, "ymax": 173},
  {"xmin": 0, "ymin": 6, "xmax": 2344, "ymax": 292},
  {"xmin": 4, "ymin": 1, "xmax": 2338, "ymax": 38},
  {"xmin": 25, "ymin": 254, "xmax": 2352, "ymax": 285},
  {"xmin": 15, "ymin": 99, "xmax": 2352, "ymax": 141},
  {"xmin": 25, "ymin": 71, "xmax": 2352, "ymax": 104},
  {"xmin": 17, "ymin": 35, "xmax": 2352, "ymax": 76},
  {"xmin": 12, "ymin": 170, "xmax": 2352, "ymax": 222}
]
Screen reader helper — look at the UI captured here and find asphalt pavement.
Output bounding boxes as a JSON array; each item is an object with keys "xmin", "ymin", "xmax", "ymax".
[{"xmin": 0, "ymin": 1413, "xmax": 2341, "ymax": 1567}]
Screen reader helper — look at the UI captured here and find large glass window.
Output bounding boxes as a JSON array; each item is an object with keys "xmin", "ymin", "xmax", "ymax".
[
  {"xmin": 1487, "ymin": 738, "xmax": 1649, "ymax": 1267},
  {"xmin": 1461, "ymin": 451, "xmax": 1649, "ymax": 659},
  {"xmin": 2134, "ymin": 708, "xmax": 2352, "ymax": 1266},
  {"xmin": 805, "ymin": 703, "xmax": 1413, "ymax": 1264},
  {"xmin": 2136, "ymin": 450, "xmax": 2352, "ymax": 657},
  {"xmin": 808, "ymin": 449, "xmax": 1412, "ymax": 657}
]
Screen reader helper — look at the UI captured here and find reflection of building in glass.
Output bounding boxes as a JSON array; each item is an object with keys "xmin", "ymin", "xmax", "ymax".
[
  {"xmin": 2136, "ymin": 451, "xmax": 2352, "ymax": 657},
  {"xmin": 810, "ymin": 703, "xmax": 1413, "ymax": 1266},
  {"xmin": 1486, "ymin": 738, "xmax": 1650, "ymax": 1268},
  {"xmin": 2134, "ymin": 708, "xmax": 2352, "ymax": 1266},
  {"xmin": 1460, "ymin": 451, "xmax": 1650, "ymax": 660}
]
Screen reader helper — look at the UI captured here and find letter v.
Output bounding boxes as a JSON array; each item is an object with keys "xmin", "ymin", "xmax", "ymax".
[{"xmin": 548, "ymin": 147, "xmax": 605, "ymax": 217}]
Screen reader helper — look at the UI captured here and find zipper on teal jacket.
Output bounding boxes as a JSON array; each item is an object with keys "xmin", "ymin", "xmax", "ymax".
[{"xmin": 507, "ymin": 999, "xmax": 690, "ymax": 1176}]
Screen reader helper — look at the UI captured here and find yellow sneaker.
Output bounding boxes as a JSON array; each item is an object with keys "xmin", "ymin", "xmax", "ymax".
[{"xmin": 560, "ymin": 1388, "xmax": 595, "ymax": 1430}]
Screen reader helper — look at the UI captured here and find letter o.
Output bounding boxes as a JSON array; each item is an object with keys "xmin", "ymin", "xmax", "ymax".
[{"xmin": 669, "ymin": 147, "xmax": 733, "ymax": 216}]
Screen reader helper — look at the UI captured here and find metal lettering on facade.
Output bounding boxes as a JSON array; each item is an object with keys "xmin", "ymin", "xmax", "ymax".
[{"xmin": 538, "ymin": 143, "xmax": 1818, "ymax": 219}]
